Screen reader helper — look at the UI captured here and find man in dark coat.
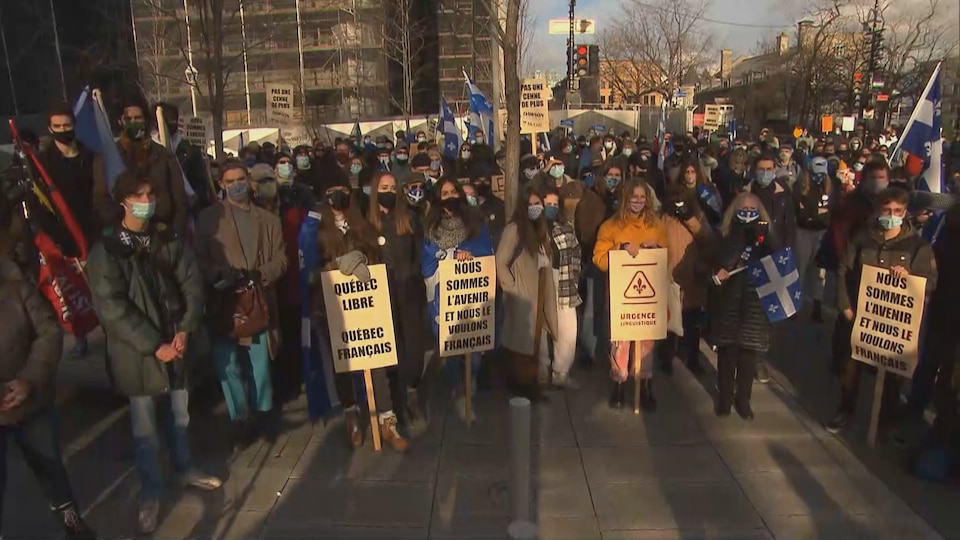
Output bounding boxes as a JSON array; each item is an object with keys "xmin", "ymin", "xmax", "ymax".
[{"xmin": 86, "ymin": 171, "xmax": 220, "ymax": 535}]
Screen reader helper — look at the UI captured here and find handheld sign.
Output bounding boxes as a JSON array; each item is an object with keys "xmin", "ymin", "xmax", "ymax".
[
  {"xmin": 320, "ymin": 264, "xmax": 399, "ymax": 373},
  {"xmin": 438, "ymin": 255, "xmax": 497, "ymax": 358},
  {"xmin": 609, "ymin": 249, "xmax": 669, "ymax": 341},
  {"xmin": 850, "ymin": 264, "xmax": 927, "ymax": 379}
]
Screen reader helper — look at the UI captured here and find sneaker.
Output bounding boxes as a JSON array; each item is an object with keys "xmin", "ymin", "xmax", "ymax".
[
  {"xmin": 454, "ymin": 395, "xmax": 476, "ymax": 423},
  {"xmin": 825, "ymin": 412, "xmax": 849, "ymax": 434},
  {"xmin": 755, "ymin": 363, "xmax": 771, "ymax": 384},
  {"xmin": 138, "ymin": 498, "xmax": 160, "ymax": 535},
  {"xmin": 379, "ymin": 414, "xmax": 410, "ymax": 452},
  {"xmin": 179, "ymin": 470, "xmax": 223, "ymax": 491},
  {"xmin": 553, "ymin": 373, "xmax": 581, "ymax": 390}
]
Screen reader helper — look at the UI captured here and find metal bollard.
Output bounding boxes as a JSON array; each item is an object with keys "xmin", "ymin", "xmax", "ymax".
[{"xmin": 507, "ymin": 397, "xmax": 538, "ymax": 540}]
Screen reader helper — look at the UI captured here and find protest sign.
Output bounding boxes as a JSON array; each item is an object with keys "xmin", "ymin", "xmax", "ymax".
[
  {"xmin": 320, "ymin": 264, "xmax": 398, "ymax": 373},
  {"xmin": 520, "ymin": 78, "xmax": 550, "ymax": 134},
  {"xmin": 184, "ymin": 117, "xmax": 207, "ymax": 147},
  {"xmin": 438, "ymin": 256, "xmax": 496, "ymax": 358},
  {"xmin": 267, "ymin": 84, "xmax": 296, "ymax": 125},
  {"xmin": 608, "ymin": 249, "xmax": 669, "ymax": 341},
  {"xmin": 851, "ymin": 264, "xmax": 927, "ymax": 378},
  {"xmin": 491, "ymin": 174, "xmax": 505, "ymax": 200}
]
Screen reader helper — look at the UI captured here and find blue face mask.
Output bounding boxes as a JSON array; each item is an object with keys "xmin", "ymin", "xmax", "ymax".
[
  {"xmin": 296, "ymin": 156, "xmax": 311, "ymax": 170},
  {"xmin": 736, "ymin": 208, "xmax": 761, "ymax": 223},
  {"xmin": 277, "ymin": 163, "xmax": 294, "ymax": 180},
  {"xmin": 528, "ymin": 204, "xmax": 544, "ymax": 220},
  {"xmin": 226, "ymin": 181, "xmax": 249, "ymax": 202},
  {"xmin": 605, "ymin": 176, "xmax": 619, "ymax": 190},
  {"xmin": 582, "ymin": 173, "xmax": 595, "ymax": 188},
  {"xmin": 350, "ymin": 164, "xmax": 362, "ymax": 175},
  {"xmin": 811, "ymin": 172, "xmax": 827, "ymax": 184},
  {"xmin": 430, "ymin": 160, "xmax": 441, "ymax": 172},
  {"xmin": 466, "ymin": 195, "xmax": 478, "ymax": 207},
  {"xmin": 127, "ymin": 200, "xmax": 155, "ymax": 220},
  {"xmin": 755, "ymin": 170, "xmax": 776, "ymax": 187},
  {"xmin": 544, "ymin": 205, "xmax": 560, "ymax": 221},
  {"xmin": 878, "ymin": 215, "xmax": 903, "ymax": 230},
  {"xmin": 406, "ymin": 187, "xmax": 425, "ymax": 204},
  {"xmin": 549, "ymin": 166, "xmax": 565, "ymax": 179}
]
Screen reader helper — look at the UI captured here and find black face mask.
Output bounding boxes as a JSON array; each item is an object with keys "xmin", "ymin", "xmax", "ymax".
[
  {"xmin": 166, "ymin": 122, "xmax": 179, "ymax": 135},
  {"xmin": 327, "ymin": 190, "xmax": 350, "ymax": 210},
  {"xmin": 378, "ymin": 192, "xmax": 397, "ymax": 210},
  {"xmin": 440, "ymin": 197, "xmax": 462, "ymax": 214},
  {"xmin": 474, "ymin": 183, "xmax": 491, "ymax": 198},
  {"xmin": 51, "ymin": 129, "xmax": 76, "ymax": 144}
]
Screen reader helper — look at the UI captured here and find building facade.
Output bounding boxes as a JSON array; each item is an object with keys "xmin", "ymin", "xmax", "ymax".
[
  {"xmin": 131, "ymin": 0, "xmax": 391, "ymax": 128},
  {"xmin": 436, "ymin": 0, "xmax": 499, "ymax": 115}
]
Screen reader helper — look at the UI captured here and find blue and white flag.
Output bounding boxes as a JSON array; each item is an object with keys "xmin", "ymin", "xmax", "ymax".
[
  {"xmin": 747, "ymin": 247, "xmax": 803, "ymax": 323},
  {"xmin": 464, "ymin": 71, "xmax": 496, "ymax": 147},
  {"xmin": 440, "ymin": 98, "xmax": 461, "ymax": 160},
  {"xmin": 73, "ymin": 87, "xmax": 124, "ymax": 193},
  {"xmin": 537, "ymin": 132, "xmax": 551, "ymax": 152},
  {"xmin": 893, "ymin": 62, "xmax": 943, "ymax": 193},
  {"xmin": 656, "ymin": 103, "xmax": 672, "ymax": 171}
]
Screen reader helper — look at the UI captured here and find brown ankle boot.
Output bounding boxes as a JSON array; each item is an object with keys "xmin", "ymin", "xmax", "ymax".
[
  {"xmin": 344, "ymin": 408, "xmax": 363, "ymax": 449},
  {"xmin": 379, "ymin": 414, "xmax": 410, "ymax": 452}
]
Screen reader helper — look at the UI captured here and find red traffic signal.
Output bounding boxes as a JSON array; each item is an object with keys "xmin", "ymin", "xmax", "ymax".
[
  {"xmin": 574, "ymin": 44, "xmax": 590, "ymax": 77},
  {"xmin": 577, "ymin": 45, "xmax": 588, "ymax": 55},
  {"xmin": 854, "ymin": 72, "xmax": 862, "ymax": 81}
]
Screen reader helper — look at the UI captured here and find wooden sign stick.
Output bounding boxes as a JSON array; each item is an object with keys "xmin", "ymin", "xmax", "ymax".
[
  {"xmin": 363, "ymin": 369, "xmax": 382, "ymax": 451},
  {"xmin": 633, "ymin": 342, "xmax": 641, "ymax": 415},
  {"xmin": 464, "ymin": 352, "xmax": 473, "ymax": 426},
  {"xmin": 867, "ymin": 367, "xmax": 886, "ymax": 448}
]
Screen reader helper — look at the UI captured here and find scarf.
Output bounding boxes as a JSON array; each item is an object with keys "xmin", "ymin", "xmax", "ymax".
[
  {"xmin": 119, "ymin": 132, "xmax": 154, "ymax": 171},
  {"xmin": 429, "ymin": 215, "xmax": 468, "ymax": 250}
]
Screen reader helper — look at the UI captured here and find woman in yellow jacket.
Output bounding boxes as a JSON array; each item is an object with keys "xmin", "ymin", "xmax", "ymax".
[{"xmin": 593, "ymin": 178, "xmax": 669, "ymax": 411}]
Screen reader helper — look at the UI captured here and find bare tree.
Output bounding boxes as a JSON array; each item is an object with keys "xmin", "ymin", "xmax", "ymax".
[
  {"xmin": 378, "ymin": 0, "xmax": 430, "ymax": 130},
  {"xmin": 478, "ymin": 0, "xmax": 521, "ymax": 214},
  {"xmin": 597, "ymin": 0, "xmax": 711, "ymax": 103},
  {"xmin": 137, "ymin": 0, "xmax": 274, "ymax": 159},
  {"xmin": 517, "ymin": 0, "xmax": 537, "ymax": 78}
]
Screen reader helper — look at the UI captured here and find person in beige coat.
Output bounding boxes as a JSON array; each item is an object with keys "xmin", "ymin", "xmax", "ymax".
[
  {"xmin": 661, "ymin": 181, "xmax": 714, "ymax": 375},
  {"xmin": 194, "ymin": 161, "xmax": 287, "ymax": 440},
  {"xmin": 496, "ymin": 184, "xmax": 559, "ymax": 397}
]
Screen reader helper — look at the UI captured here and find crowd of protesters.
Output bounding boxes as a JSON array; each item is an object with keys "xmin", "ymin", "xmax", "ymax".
[{"xmin": 3, "ymin": 90, "xmax": 960, "ymax": 539}]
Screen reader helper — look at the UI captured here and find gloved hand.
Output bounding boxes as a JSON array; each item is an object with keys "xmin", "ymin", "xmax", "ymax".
[
  {"xmin": 242, "ymin": 269, "xmax": 262, "ymax": 285},
  {"xmin": 336, "ymin": 250, "xmax": 372, "ymax": 282},
  {"xmin": 672, "ymin": 201, "xmax": 694, "ymax": 222}
]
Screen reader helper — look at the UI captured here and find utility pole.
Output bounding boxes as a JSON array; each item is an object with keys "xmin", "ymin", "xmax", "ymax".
[
  {"xmin": 566, "ymin": 0, "xmax": 575, "ymax": 90},
  {"xmin": 865, "ymin": 0, "xmax": 884, "ymax": 136}
]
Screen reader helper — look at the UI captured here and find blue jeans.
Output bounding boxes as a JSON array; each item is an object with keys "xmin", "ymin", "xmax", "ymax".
[
  {"xmin": 130, "ymin": 390, "xmax": 191, "ymax": 500},
  {"xmin": 213, "ymin": 332, "xmax": 273, "ymax": 420}
]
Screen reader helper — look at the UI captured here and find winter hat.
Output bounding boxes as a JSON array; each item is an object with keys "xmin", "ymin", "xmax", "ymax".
[
  {"xmin": 811, "ymin": 157, "xmax": 829, "ymax": 176},
  {"xmin": 410, "ymin": 153, "xmax": 432, "ymax": 169},
  {"xmin": 520, "ymin": 154, "xmax": 539, "ymax": 170}
]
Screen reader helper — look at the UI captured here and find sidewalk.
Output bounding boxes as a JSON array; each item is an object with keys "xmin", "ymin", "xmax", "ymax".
[{"xmin": 2, "ymin": 326, "xmax": 947, "ymax": 539}]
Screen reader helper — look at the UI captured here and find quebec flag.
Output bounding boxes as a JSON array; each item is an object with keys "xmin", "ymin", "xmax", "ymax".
[
  {"xmin": 747, "ymin": 247, "xmax": 802, "ymax": 323},
  {"xmin": 440, "ymin": 98, "xmax": 461, "ymax": 160},
  {"xmin": 894, "ymin": 62, "xmax": 943, "ymax": 193},
  {"xmin": 464, "ymin": 70, "xmax": 497, "ymax": 147}
]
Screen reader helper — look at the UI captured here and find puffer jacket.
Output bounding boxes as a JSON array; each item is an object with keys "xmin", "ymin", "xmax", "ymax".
[
  {"xmin": 86, "ymin": 226, "xmax": 205, "ymax": 397},
  {"xmin": 836, "ymin": 222, "xmax": 937, "ymax": 313},
  {"xmin": 794, "ymin": 180, "xmax": 832, "ymax": 231},
  {"xmin": 0, "ymin": 260, "xmax": 62, "ymax": 426},
  {"xmin": 710, "ymin": 225, "xmax": 781, "ymax": 352}
]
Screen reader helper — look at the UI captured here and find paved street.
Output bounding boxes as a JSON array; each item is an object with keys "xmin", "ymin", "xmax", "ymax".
[{"xmin": 0, "ymin": 318, "xmax": 954, "ymax": 539}]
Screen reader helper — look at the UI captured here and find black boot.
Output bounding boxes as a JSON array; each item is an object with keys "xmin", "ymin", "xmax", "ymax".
[
  {"xmin": 715, "ymin": 397, "xmax": 731, "ymax": 417},
  {"xmin": 608, "ymin": 382, "xmax": 625, "ymax": 409},
  {"xmin": 640, "ymin": 379, "xmax": 657, "ymax": 412},
  {"xmin": 57, "ymin": 502, "xmax": 99, "ymax": 540},
  {"xmin": 735, "ymin": 399, "xmax": 754, "ymax": 421}
]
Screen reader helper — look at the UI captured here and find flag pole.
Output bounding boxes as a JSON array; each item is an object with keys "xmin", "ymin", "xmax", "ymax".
[{"xmin": 891, "ymin": 62, "xmax": 941, "ymax": 160}]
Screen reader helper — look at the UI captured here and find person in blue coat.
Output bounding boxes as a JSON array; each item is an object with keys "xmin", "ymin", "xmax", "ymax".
[{"xmin": 422, "ymin": 177, "xmax": 494, "ymax": 422}]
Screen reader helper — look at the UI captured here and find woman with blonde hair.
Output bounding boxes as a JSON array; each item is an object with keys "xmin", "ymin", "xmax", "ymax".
[
  {"xmin": 593, "ymin": 178, "xmax": 668, "ymax": 411},
  {"xmin": 710, "ymin": 191, "xmax": 779, "ymax": 420}
]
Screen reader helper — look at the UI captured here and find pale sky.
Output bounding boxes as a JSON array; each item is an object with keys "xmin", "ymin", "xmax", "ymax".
[
  {"xmin": 526, "ymin": 0, "xmax": 798, "ymax": 73},
  {"xmin": 526, "ymin": 0, "xmax": 960, "ymax": 74}
]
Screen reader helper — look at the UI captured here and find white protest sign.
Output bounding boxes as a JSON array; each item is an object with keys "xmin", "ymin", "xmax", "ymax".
[
  {"xmin": 850, "ymin": 264, "xmax": 927, "ymax": 378},
  {"xmin": 183, "ymin": 116, "xmax": 207, "ymax": 147},
  {"xmin": 267, "ymin": 84, "xmax": 296, "ymax": 125},
  {"xmin": 438, "ymin": 255, "xmax": 497, "ymax": 357},
  {"xmin": 841, "ymin": 115, "xmax": 856, "ymax": 132},
  {"xmin": 520, "ymin": 78, "xmax": 550, "ymax": 134},
  {"xmin": 608, "ymin": 249, "xmax": 669, "ymax": 341},
  {"xmin": 320, "ymin": 264, "xmax": 399, "ymax": 373}
]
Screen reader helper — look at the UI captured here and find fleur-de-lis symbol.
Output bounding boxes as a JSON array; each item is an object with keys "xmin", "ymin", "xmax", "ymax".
[{"xmin": 633, "ymin": 280, "xmax": 646, "ymax": 295}]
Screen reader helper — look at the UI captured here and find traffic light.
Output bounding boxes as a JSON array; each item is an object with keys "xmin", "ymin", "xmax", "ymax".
[
  {"xmin": 853, "ymin": 72, "xmax": 862, "ymax": 113},
  {"xmin": 574, "ymin": 45, "xmax": 589, "ymax": 78},
  {"xmin": 588, "ymin": 45, "xmax": 599, "ymax": 76}
]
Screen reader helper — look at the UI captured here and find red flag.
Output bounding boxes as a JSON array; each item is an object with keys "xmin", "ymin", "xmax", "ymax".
[{"xmin": 8, "ymin": 119, "xmax": 98, "ymax": 335}]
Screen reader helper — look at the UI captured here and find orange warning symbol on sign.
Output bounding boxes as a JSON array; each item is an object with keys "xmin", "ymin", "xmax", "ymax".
[{"xmin": 623, "ymin": 270, "xmax": 656, "ymax": 299}]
